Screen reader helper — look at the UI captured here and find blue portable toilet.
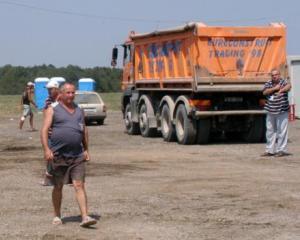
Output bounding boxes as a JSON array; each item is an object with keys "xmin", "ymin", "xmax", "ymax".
[
  {"xmin": 34, "ymin": 77, "xmax": 50, "ymax": 110},
  {"xmin": 50, "ymin": 77, "xmax": 66, "ymax": 87},
  {"xmin": 78, "ymin": 78, "xmax": 96, "ymax": 91}
]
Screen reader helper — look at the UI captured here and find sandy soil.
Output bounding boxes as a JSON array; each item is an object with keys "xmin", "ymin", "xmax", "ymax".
[{"xmin": 0, "ymin": 111, "xmax": 300, "ymax": 240}]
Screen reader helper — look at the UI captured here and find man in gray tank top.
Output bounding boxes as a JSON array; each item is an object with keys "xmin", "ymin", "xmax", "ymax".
[{"xmin": 40, "ymin": 82, "xmax": 97, "ymax": 227}]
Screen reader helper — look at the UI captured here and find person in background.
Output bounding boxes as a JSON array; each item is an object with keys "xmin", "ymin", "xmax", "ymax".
[
  {"xmin": 19, "ymin": 81, "xmax": 37, "ymax": 131},
  {"xmin": 43, "ymin": 79, "xmax": 60, "ymax": 110},
  {"xmin": 42, "ymin": 79, "xmax": 61, "ymax": 186},
  {"xmin": 261, "ymin": 69, "xmax": 291, "ymax": 157},
  {"xmin": 40, "ymin": 82, "xmax": 97, "ymax": 227}
]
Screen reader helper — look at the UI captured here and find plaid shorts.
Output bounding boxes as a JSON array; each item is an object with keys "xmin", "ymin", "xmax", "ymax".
[{"xmin": 51, "ymin": 155, "xmax": 86, "ymax": 185}]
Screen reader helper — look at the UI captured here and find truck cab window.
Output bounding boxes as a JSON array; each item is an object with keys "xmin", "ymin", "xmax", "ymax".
[{"xmin": 123, "ymin": 45, "xmax": 131, "ymax": 65}]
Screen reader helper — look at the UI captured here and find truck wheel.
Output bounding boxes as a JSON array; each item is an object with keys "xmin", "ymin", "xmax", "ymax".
[
  {"xmin": 125, "ymin": 104, "xmax": 140, "ymax": 135},
  {"xmin": 175, "ymin": 104, "xmax": 197, "ymax": 144},
  {"xmin": 261, "ymin": 117, "xmax": 266, "ymax": 143},
  {"xmin": 161, "ymin": 104, "xmax": 176, "ymax": 142},
  {"xmin": 243, "ymin": 115, "xmax": 265, "ymax": 143},
  {"xmin": 97, "ymin": 119, "xmax": 104, "ymax": 125},
  {"xmin": 196, "ymin": 118, "xmax": 211, "ymax": 144},
  {"xmin": 225, "ymin": 131, "xmax": 241, "ymax": 141},
  {"xmin": 139, "ymin": 103, "xmax": 156, "ymax": 137}
]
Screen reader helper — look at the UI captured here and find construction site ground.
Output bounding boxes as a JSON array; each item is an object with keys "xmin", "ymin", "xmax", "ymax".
[{"xmin": 0, "ymin": 111, "xmax": 300, "ymax": 240}]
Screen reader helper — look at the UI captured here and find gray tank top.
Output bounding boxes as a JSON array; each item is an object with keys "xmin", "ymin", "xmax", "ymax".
[{"xmin": 50, "ymin": 102, "xmax": 84, "ymax": 157}]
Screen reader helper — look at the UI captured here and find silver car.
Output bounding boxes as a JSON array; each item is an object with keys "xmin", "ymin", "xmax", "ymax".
[{"xmin": 74, "ymin": 91, "xmax": 107, "ymax": 125}]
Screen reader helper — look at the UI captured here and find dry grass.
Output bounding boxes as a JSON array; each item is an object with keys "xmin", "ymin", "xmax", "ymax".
[
  {"xmin": 0, "ymin": 92, "xmax": 122, "ymax": 117},
  {"xmin": 100, "ymin": 92, "xmax": 122, "ymax": 111},
  {"xmin": 0, "ymin": 95, "xmax": 21, "ymax": 117}
]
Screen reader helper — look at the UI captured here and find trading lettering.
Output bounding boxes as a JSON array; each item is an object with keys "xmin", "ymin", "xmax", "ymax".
[{"xmin": 209, "ymin": 49, "xmax": 245, "ymax": 58}]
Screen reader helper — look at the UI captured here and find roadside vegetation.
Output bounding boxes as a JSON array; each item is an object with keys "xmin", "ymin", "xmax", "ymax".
[
  {"xmin": 0, "ymin": 65, "xmax": 122, "ymax": 94},
  {"xmin": 0, "ymin": 92, "xmax": 122, "ymax": 117}
]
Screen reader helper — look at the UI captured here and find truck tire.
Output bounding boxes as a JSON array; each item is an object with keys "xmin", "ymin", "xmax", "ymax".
[
  {"xmin": 196, "ymin": 118, "xmax": 211, "ymax": 144},
  {"xmin": 261, "ymin": 117, "xmax": 266, "ymax": 142},
  {"xmin": 175, "ymin": 104, "xmax": 197, "ymax": 144},
  {"xmin": 161, "ymin": 104, "xmax": 176, "ymax": 142},
  {"xmin": 243, "ymin": 115, "xmax": 265, "ymax": 143},
  {"xmin": 124, "ymin": 103, "xmax": 140, "ymax": 135},
  {"xmin": 225, "ymin": 131, "xmax": 241, "ymax": 142},
  {"xmin": 139, "ymin": 103, "xmax": 156, "ymax": 137},
  {"xmin": 97, "ymin": 119, "xmax": 104, "ymax": 125}
]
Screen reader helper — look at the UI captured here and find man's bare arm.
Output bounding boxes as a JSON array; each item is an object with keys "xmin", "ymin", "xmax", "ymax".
[
  {"xmin": 29, "ymin": 91, "xmax": 37, "ymax": 108},
  {"xmin": 279, "ymin": 83, "xmax": 291, "ymax": 93},
  {"xmin": 81, "ymin": 111, "xmax": 90, "ymax": 161},
  {"xmin": 82, "ymin": 125, "xmax": 89, "ymax": 151},
  {"xmin": 40, "ymin": 107, "xmax": 54, "ymax": 161},
  {"xmin": 263, "ymin": 84, "xmax": 281, "ymax": 96}
]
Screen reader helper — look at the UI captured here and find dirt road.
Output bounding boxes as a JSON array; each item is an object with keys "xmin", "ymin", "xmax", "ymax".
[{"xmin": 0, "ymin": 111, "xmax": 300, "ymax": 240}]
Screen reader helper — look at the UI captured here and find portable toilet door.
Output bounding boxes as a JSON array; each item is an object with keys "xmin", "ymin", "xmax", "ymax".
[
  {"xmin": 50, "ymin": 77, "xmax": 66, "ymax": 87},
  {"xmin": 34, "ymin": 77, "xmax": 50, "ymax": 110},
  {"xmin": 78, "ymin": 78, "xmax": 96, "ymax": 91}
]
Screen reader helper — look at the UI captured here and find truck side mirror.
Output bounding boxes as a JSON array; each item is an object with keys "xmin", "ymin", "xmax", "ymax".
[{"xmin": 111, "ymin": 47, "xmax": 118, "ymax": 67}]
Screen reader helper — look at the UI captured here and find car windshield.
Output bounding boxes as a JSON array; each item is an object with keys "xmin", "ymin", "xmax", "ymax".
[{"xmin": 74, "ymin": 93, "xmax": 101, "ymax": 104}]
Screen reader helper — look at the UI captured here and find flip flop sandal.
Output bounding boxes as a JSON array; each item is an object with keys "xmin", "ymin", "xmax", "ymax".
[
  {"xmin": 80, "ymin": 216, "xmax": 97, "ymax": 227},
  {"xmin": 52, "ymin": 216, "xmax": 63, "ymax": 225}
]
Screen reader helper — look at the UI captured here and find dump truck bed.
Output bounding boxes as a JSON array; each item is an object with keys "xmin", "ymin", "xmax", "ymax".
[{"xmin": 130, "ymin": 22, "xmax": 287, "ymax": 92}]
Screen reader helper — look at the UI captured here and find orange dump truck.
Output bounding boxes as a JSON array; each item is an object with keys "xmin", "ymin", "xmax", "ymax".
[{"xmin": 111, "ymin": 22, "xmax": 287, "ymax": 144}]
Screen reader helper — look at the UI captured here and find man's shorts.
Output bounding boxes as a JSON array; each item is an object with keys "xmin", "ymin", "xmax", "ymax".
[
  {"xmin": 51, "ymin": 155, "xmax": 86, "ymax": 186},
  {"xmin": 22, "ymin": 104, "xmax": 32, "ymax": 117}
]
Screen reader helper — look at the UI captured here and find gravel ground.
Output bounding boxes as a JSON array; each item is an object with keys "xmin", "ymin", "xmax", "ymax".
[{"xmin": 0, "ymin": 111, "xmax": 300, "ymax": 240}]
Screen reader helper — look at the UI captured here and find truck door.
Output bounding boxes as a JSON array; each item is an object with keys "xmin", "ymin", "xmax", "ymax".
[{"xmin": 122, "ymin": 44, "xmax": 134, "ymax": 89}]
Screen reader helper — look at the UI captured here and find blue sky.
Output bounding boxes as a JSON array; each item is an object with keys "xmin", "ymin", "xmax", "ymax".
[{"xmin": 0, "ymin": 0, "xmax": 299, "ymax": 68}]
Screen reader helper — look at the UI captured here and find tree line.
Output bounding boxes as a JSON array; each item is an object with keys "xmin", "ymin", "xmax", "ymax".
[{"xmin": 0, "ymin": 64, "xmax": 122, "ymax": 94}]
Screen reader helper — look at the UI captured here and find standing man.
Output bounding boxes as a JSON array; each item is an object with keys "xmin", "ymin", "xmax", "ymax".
[
  {"xmin": 42, "ymin": 79, "xmax": 60, "ymax": 186},
  {"xmin": 19, "ymin": 81, "xmax": 37, "ymax": 131},
  {"xmin": 261, "ymin": 69, "xmax": 291, "ymax": 157},
  {"xmin": 40, "ymin": 82, "xmax": 97, "ymax": 227}
]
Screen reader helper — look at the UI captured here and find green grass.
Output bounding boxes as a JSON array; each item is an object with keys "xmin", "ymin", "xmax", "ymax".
[
  {"xmin": 0, "ymin": 92, "xmax": 122, "ymax": 116},
  {"xmin": 99, "ymin": 92, "xmax": 122, "ymax": 111},
  {"xmin": 0, "ymin": 95, "xmax": 21, "ymax": 116}
]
